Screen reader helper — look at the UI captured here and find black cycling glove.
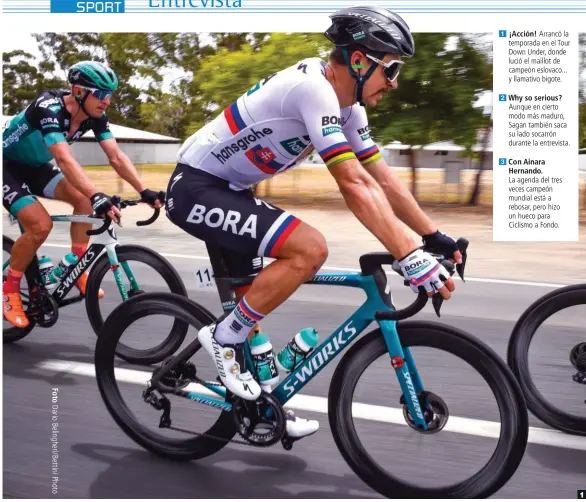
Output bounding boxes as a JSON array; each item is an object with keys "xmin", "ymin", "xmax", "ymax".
[
  {"xmin": 422, "ymin": 230, "xmax": 459, "ymax": 260},
  {"xmin": 90, "ymin": 192, "xmax": 114, "ymax": 217},
  {"xmin": 140, "ymin": 188, "xmax": 161, "ymax": 206}
]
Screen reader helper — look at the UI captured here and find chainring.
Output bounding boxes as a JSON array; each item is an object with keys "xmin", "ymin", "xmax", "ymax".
[
  {"xmin": 231, "ymin": 391, "xmax": 286, "ymax": 447},
  {"xmin": 30, "ymin": 291, "xmax": 59, "ymax": 328}
]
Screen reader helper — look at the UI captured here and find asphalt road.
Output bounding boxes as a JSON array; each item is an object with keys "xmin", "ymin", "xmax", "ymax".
[{"xmin": 3, "ymin": 226, "xmax": 586, "ymax": 499}]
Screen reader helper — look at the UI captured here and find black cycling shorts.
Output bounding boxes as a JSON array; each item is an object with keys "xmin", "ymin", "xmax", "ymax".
[
  {"xmin": 2, "ymin": 157, "xmax": 64, "ymax": 216},
  {"xmin": 165, "ymin": 163, "xmax": 302, "ymax": 277}
]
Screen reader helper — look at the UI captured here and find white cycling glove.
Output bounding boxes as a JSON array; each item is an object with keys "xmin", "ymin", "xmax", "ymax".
[{"xmin": 394, "ymin": 249, "xmax": 450, "ymax": 294}]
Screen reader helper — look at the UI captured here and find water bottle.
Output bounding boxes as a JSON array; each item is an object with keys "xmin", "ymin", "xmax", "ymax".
[
  {"xmin": 49, "ymin": 253, "xmax": 79, "ymax": 284},
  {"xmin": 39, "ymin": 255, "xmax": 57, "ymax": 292},
  {"xmin": 276, "ymin": 327, "xmax": 319, "ymax": 373},
  {"xmin": 250, "ymin": 331, "xmax": 280, "ymax": 390}
]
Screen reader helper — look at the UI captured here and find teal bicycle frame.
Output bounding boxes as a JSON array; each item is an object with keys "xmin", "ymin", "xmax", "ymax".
[
  {"xmin": 175, "ymin": 261, "xmax": 431, "ymax": 431},
  {"xmin": 3, "ymin": 213, "xmax": 142, "ymax": 307}
]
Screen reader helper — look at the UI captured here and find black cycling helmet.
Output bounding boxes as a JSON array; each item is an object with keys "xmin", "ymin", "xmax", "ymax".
[
  {"xmin": 324, "ymin": 6, "xmax": 414, "ymax": 105},
  {"xmin": 325, "ymin": 6, "xmax": 415, "ymax": 57}
]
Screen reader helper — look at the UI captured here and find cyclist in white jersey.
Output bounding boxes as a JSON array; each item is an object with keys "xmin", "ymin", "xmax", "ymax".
[{"xmin": 166, "ymin": 5, "xmax": 463, "ymax": 440}]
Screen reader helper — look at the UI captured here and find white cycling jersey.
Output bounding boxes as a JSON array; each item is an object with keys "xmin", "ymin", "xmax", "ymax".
[{"xmin": 177, "ymin": 57, "xmax": 383, "ymax": 190}]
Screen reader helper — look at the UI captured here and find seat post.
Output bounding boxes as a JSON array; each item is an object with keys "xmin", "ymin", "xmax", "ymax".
[{"xmin": 204, "ymin": 242, "xmax": 239, "ymax": 313}]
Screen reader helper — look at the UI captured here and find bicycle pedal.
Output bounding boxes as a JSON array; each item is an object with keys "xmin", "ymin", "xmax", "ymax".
[{"xmin": 281, "ymin": 434, "xmax": 298, "ymax": 451}]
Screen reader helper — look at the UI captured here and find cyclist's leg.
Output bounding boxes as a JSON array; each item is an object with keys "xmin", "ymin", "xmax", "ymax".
[
  {"xmin": 49, "ymin": 167, "xmax": 103, "ymax": 297},
  {"xmin": 166, "ymin": 164, "xmax": 327, "ymax": 400},
  {"xmin": 3, "ymin": 159, "xmax": 54, "ymax": 327},
  {"xmin": 210, "ymin": 246, "xmax": 320, "ymax": 437}
]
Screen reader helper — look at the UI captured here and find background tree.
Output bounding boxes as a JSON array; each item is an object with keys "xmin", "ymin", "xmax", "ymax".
[{"xmin": 367, "ymin": 33, "xmax": 492, "ymax": 199}]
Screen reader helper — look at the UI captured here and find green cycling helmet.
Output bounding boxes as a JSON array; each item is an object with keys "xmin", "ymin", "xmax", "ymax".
[{"xmin": 68, "ymin": 61, "xmax": 118, "ymax": 91}]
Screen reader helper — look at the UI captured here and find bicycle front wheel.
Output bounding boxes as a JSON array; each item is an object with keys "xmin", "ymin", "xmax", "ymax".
[
  {"xmin": 86, "ymin": 245, "xmax": 191, "ymax": 365},
  {"xmin": 507, "ymin": 284, "xmax": 586, "ymax": 435},
  {"xmin": 328, "ymin": 321, "xmax": 529, "ymax": 499}
]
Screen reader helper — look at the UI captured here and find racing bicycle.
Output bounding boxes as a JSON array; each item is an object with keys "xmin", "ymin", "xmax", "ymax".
[
  {"xmin": 507, "ymin": 283, "xmax": 586, "ymax": 435},
  {"xmin": 3, "ymin": 193, "xmax": 188, "ymax": 364},
  {"xmin": 95, "ymin": 238, "xmax": 529, "ymax": 498}
]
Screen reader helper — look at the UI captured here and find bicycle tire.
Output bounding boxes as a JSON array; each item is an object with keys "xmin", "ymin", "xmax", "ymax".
[
  {"xmin": 86, "ymin": 245, "xmax": 191, "ymax": 365},
  {"xmin": 507, "ymin": 284, "xmax": 586, "ymax": 435},
  {"xmin": 3, "ymin": 235, "xmax": 36, "ymax": 343},
  {"xmin": 328, "ymin": 321, "xmax": 529, "ymax": 499},
  {"xmin": 95, "ymin": 291, "xmax": 237, "ymax": 460}
]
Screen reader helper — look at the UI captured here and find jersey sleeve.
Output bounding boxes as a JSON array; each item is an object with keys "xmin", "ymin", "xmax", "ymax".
[
  {"xmin": 281, "ymin": 79, "xmax": 357, "ymax": 169},
  {"xmin": 342, "ymin": 105, "xmax": 383, "ymax": 166},
  {"xmin": 92, "ymin": 114, "xmax": 114, "ymax": 142},
  {"xmin": 28, "ymin": 95, "xmax": 67, "ymax": 147}
]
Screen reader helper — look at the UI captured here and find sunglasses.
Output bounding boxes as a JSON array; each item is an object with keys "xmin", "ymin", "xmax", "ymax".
[
  {"xmin": 366, "ymin": 55, "xmax": 404, "ymax": 83},
  {"xmin": 79, "ymin": 86, "xmax": 113, "ymax": 101}
]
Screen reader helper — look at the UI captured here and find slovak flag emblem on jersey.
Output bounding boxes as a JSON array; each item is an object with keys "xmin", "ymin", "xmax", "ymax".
[{"xmin": 245, "ymin": 145, "xmax": 284, "ymax": 174}]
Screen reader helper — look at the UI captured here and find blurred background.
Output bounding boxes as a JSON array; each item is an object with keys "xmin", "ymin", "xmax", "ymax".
[{"xmin": 3, "ymin": 32, "xmax": 585, "ymax": 215}]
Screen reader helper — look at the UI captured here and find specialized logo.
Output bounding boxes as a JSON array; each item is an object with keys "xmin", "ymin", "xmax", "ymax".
[
  {"xmin": 311, "ymin": 275, "xmax": 346, "ymax": 282},
  {"xmin": 358, "ymin": 126, "xmax": 370, "ymax": 141},
  {"xmin": 55, "ymin": 248, "xmax": 96, "ymax": 298},
  {"xmin": 186, "ymin": 204, "xmax": 258, "ymax": 238},
  {"xmin": 170, "ymin": 172, "xmax": 183, "ymax": 191},
  {"xmin": 3, "ymin": 123, "xmax": 29, "ymax": 148},
  {"xmin": 403, "ymin": 369, "xmax": 424, "ymax": 420},
  {"xmin": 280, "ymin": 136, "xmax": 310, "ymax": 156},
  {"xmin": 283, "ymin": 321, "xmax": 357, "ymax": 397},
  {"xmin": 347, "ymin": 11, "xmax": 395, "ymax": 29},
  {"xmin": 212, "ymin": 127, "xmax": 273, "ymax": 165},
  {"xmin": 212, "ymin": 340, "xmax": 227, "ymax": 378}
]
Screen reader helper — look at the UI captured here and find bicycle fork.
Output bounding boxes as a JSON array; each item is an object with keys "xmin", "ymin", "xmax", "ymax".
[
  {"xmin": 103, "ymin": 241, "xmax": 141, "ymax": 301},
  {"xmin": 378, "ymin": 319, "xmax": 429, "ymax": 431}
]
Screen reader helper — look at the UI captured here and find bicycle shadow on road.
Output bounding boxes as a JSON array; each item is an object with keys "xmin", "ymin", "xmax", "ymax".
[
  {"xmin": 527, "ymin": 441, "xmax": 586, "ymax": 476},
  {"xmin": 3, "ymin": 340, "xmax": 94, "ymax": 387},
  {"xmin": 71, "ymin": 442, "xmax": 379, "ymax": 499}
]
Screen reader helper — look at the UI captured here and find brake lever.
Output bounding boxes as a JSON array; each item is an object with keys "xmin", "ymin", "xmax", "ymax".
[{"xmin": 456, "ymin": 237, "xmax": 469, "ymax": 282}]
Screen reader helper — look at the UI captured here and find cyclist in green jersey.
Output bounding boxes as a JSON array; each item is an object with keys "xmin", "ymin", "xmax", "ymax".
[{"xmin": 3, "ymin": 61, "xmax": 163, "ymax": 328}]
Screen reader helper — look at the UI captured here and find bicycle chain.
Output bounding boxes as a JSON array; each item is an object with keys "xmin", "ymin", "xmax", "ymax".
[
  {"xmin": 152, "ymin": 377, "xmax": 285, "ymax": 448},
  {"xmin": 165, "ymin": 424, "xmax": 275, "ymax": 448}
]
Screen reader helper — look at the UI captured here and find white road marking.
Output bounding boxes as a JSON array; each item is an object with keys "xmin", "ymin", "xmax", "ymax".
[
  {"xmin": 40, "ymin": 242, "xmax": 567, "ymax": 289},
  {"xmin": 37, "ymin": 359, "xmax": 586, "ymax": 452}
]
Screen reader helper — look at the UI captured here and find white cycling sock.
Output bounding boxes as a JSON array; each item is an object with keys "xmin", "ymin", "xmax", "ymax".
[{"xmin": 214, "ymin": 296, "xmax": 265, "ymax": 346}]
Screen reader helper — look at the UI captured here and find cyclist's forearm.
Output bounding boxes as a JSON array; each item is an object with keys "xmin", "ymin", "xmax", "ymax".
[
  {"xmin": 339, "ymin": 177, "xmax": 418, "ymax": 259},
  {"xmin": 55, "ymin": 156, "xmax": 97, "ymax": 198},
  {"xmin": 110, "ymin": 151, "xmax": 146, "ymax": 193},
  {"xmin": 366, "ymin": 161, "xmax": 436, "ymax": 236}
]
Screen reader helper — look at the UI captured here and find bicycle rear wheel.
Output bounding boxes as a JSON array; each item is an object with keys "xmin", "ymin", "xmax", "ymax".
[
  {"xmin": 507, "ymin": 284, "xmax": 586, "ymax": 435},
  {"xmin": 95, "ymin": 292, "xmax": 236, "ymax": 460},
  {"xmin": 328, "ymin": 321, "xmax": 528, "ymax": 499}
]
